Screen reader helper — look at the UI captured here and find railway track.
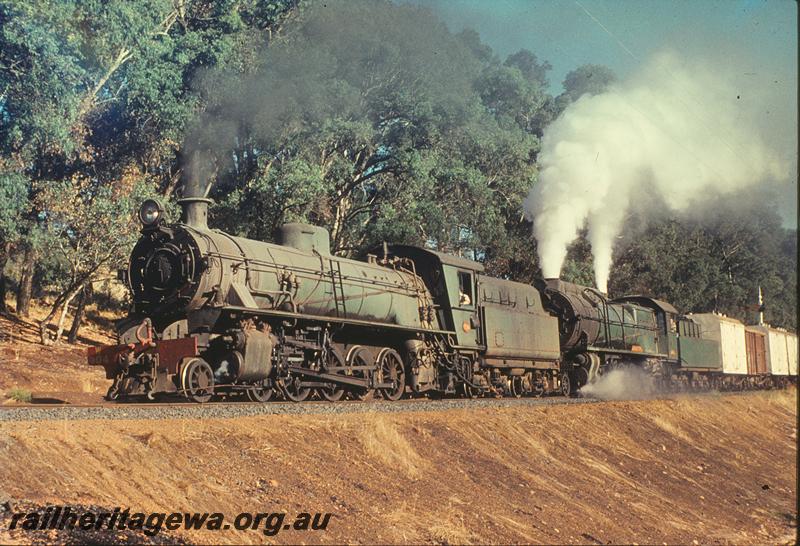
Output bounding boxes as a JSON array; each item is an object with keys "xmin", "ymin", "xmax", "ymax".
[{"xmin": 0, "ymin": 395, "xmax": 604, "ymax": 422}]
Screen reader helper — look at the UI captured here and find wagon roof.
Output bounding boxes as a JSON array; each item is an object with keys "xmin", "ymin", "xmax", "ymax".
[
  {"xmin": 689, "ymin": 312, "xmax": 746, "ymax": 325},
  {"xmin": 747, "ymin": 323, "xmax": 796, "ymax": 336}
]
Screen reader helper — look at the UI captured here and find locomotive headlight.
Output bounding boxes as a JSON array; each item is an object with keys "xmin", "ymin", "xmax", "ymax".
[{"xmin": 138, "ymin": 199, "xmax": 164, "ymax": 227}]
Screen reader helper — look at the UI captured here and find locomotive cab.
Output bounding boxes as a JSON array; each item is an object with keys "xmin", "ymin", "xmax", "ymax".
[
  {"xmin": 375, "ymin": 245, "xmax": 561, "ymax": 395},
  {"xmin": 613, "ymin": 295, "xmax": 679, "ymax": 359},
  {"xmin": 613, "ymin": 295, "xmax": 722, "ymax": 371}
]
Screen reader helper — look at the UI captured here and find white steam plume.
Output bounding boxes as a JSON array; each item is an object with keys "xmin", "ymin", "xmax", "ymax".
[
  {"xmin": 524, "ymin": 52, "xmax": 790, "ymax": 292},
  {"xmin": 579, "ymin": 367, "xmax": 658, "ymax": 401}
]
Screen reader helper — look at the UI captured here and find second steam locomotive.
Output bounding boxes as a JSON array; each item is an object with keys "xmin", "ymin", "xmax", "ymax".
[{"xmin": 88, "ymin": 198, "xmax": 797, "ymax": 402}]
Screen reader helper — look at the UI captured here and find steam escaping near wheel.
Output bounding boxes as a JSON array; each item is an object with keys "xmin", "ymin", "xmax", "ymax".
[
  {"xmin": 524, "ymin": 51, "xmax": 791, "ymax": 293},
  {"xmin": 579, "ymin": 367, "xmax": 659, "ymax": 401}
]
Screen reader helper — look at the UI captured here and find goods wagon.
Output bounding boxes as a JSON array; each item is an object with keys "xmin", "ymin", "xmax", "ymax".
[
  {"xmin": 689, "ymin": 314, "xmax": 747, "ymax": 374},
  {"xmin": 749, "ymin": 325, "xmax": 798, "ymax": 376},
  {"xmin": 744, "ymin": 328, "xmax": 768, "ymax": 375}
]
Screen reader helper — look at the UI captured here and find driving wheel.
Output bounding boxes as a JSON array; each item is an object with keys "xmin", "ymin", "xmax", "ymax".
[
  {"xmin": 560, "ymin": 371, "xmax": 574, "ymax": 397},
  {"xmin": 247, "ymin": 379, "xmax": 274, "ymax": 402},
  {"xmin": 346, "ymin": 347, "xmax": 374, "ymax": 401},
  {"xmin": 377, "ymin": 349, "xmax": 406, "ymax": 401},
  {"xmin": 280, "ymin": 374, "xmax": 311, "ymax": 402},
  {"xmin": 319, "ymin": 348, "xmax": 346, "ymax": 402}
]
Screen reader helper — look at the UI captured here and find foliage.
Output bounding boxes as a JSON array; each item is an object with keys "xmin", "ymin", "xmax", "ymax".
[
  {"xmin": 560, "ymin": 64, "xmax": 616, "ymax": 102},
  {"xmin": 504, "ymin": 50, "xmax": 552, "ymax": 89},
  {"xmin": 5, "ymin": 387, "xmax": 31, "ymax": 403},
  {"xmin": 0, "ymin": 0, "xmax": 297, "ymax": 340},
  {"xmin": 35, "ymin": 176, "xmax": 158, "ymax": 343},
  {"xmin": 610, "ymin": 198, "xmax": 797, "ymax": 329},
  {"xmin": 37, "ymin": 178, "xmax": 155, "ymax": 284},
  {"xmin": 1, "ymin": 0, "xmax": 298, "ymax": 188},
  {"xmin": 0, "ymin": 0, "xmax": 795, "ymax": 341},
  {"xmin": 554, "ymin": 64, "xmax": 616, "ymax": 114},
  {"xmin": 0, "ymin": 169, "xmax": 28, "ymax": 241},
  {"xmin": 195, "ymin": 0, "xmax": 551, "ymax": 281},
  {"xmin": 560, "ymin": 230, "xmax": 595, "ymax": 287}
]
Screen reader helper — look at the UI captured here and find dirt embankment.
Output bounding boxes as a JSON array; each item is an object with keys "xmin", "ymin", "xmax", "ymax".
[
  {"xmin": 0, "ymin": 305, "xmax": 113, "ymax": 402},
  {"xmin": 0, "ymin": 390, "xmax": 796, "ymax": 544}
]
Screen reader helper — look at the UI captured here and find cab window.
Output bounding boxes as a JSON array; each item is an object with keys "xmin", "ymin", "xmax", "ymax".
[
  {"xmin": 457, "ymin": 271, "xmax": 473, "ymax": 307},
  {"xmin": 623, "ymin": 305, "xmax": 635, "ymax": 324}
]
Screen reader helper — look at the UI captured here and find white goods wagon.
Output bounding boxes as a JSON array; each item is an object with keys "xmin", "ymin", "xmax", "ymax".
[
  {"xmin": 690, "ymin": 313, "xmax": 747, "ymax": 374},
  {"xmin": 748, "ymin": 325, "xmax": 798, "ymax": 376},
  {"xmin": 788, "ymin": 333, "xmax": 798, "ymax": 375}
]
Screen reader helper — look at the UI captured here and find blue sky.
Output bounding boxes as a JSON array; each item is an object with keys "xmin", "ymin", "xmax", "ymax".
[
  {"xmin": 407, "ymin": 0, "xmax": 798, "ymax": 224},
  {"xmin": 411, "ymin": 0, "xmax": 797, "ymax": 95}
]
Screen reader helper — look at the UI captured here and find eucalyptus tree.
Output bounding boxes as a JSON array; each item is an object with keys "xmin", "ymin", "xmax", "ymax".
[
  {"xmin": 195, "ymin": 0, "xmax": 556, "ymax": 285},
  {"xmin": 0, "ymin": 0, "xmax": 297, "ymax": 339}
]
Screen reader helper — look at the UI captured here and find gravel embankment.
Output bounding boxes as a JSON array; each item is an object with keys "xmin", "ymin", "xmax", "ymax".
[{"xmin": 0, "ymin": 396, "xmax": 601, "ymax": 422}]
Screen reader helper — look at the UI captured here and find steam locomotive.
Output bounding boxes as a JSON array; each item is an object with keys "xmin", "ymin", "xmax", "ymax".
[{"xmin": 87, "ymin": 198, "xmax": 797, "ymax": 402}]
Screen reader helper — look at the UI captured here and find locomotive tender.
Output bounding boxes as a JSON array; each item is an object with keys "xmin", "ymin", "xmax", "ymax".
[{"xmin": 88, "ymin": 198, "xmax": 796, "ymax": 402}]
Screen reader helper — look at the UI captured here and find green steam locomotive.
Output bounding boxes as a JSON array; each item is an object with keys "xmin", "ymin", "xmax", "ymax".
[{"xmin": 87, "ymin": 198, "xmax": 795, "ymax": 402}]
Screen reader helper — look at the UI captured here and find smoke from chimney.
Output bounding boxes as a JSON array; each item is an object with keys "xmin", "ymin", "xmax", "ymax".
[{"xmin": 524, "ymin": 51, "xmax": 792, "ymax": 292}]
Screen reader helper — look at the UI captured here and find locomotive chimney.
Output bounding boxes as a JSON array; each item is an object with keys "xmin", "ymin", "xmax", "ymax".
[
  {"xmin": 178, "ymin": 197, "xmax": 212, "ymax": 230},
  {"xmin": 544, "ymin": 278, "xmax": 567, "ymax": 293}
]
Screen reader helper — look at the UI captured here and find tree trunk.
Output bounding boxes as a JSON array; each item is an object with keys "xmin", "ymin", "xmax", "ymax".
[
  {"xmin": 16, "ymin": 245, "xmax": 35, "ymax": 317},
  {"xmin": 75, "ymin": 47, "xmax": 132, "ymax": 121},
  {"xmin": 163, "ymin": 165, "xmax": 182, "ymax": 198},
  {"xmin": 67, "ymin": 284, "xmax": 91, "ymax": 344},
  {"xmin": 0, "ymin": 251, "xmax": 7, "ymax": 314},
  {"xmin": 331, "ymin": 194, "xmax": 352, "ymax": 254},
  {"xmin": 40, "ymin": 285, "xmax": 80, "ymax": 345},
  {"xmin": 53, "ymin": 289, "xmax": 80, "ymax": 345},
  {"xmin": 0, "ymin": 276, "xmax": 6, "ymax": 314},
  {"xmin": 39, "ymin": 299, "xmax": 61, "ymax": 345}
]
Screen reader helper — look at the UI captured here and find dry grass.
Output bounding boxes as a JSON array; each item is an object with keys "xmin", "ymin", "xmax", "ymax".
[
  {"xmin": 382, "ymin": 502, "xmax": 424, "ymax": 543},
  {"xmin": 428, "ymin": 511, "xmax": 475, "ymax": 545},
  {"xmin": 762, "ymin": 387, "xmax": 797, "ymax": 412},
  {"xmin": 646, "ymin": 414, "xmax": 692, "ymax": 442},
  {"xmin": 356, "ymin": 414, "xmax": 427, "ymax": 479},
  {"xmin": 5, "ymin": 387, "xmax": 32, "ymax": 403},
  {"xmin": 0, "ymin": 391, "xmax": 796, "ymax": 544}
]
